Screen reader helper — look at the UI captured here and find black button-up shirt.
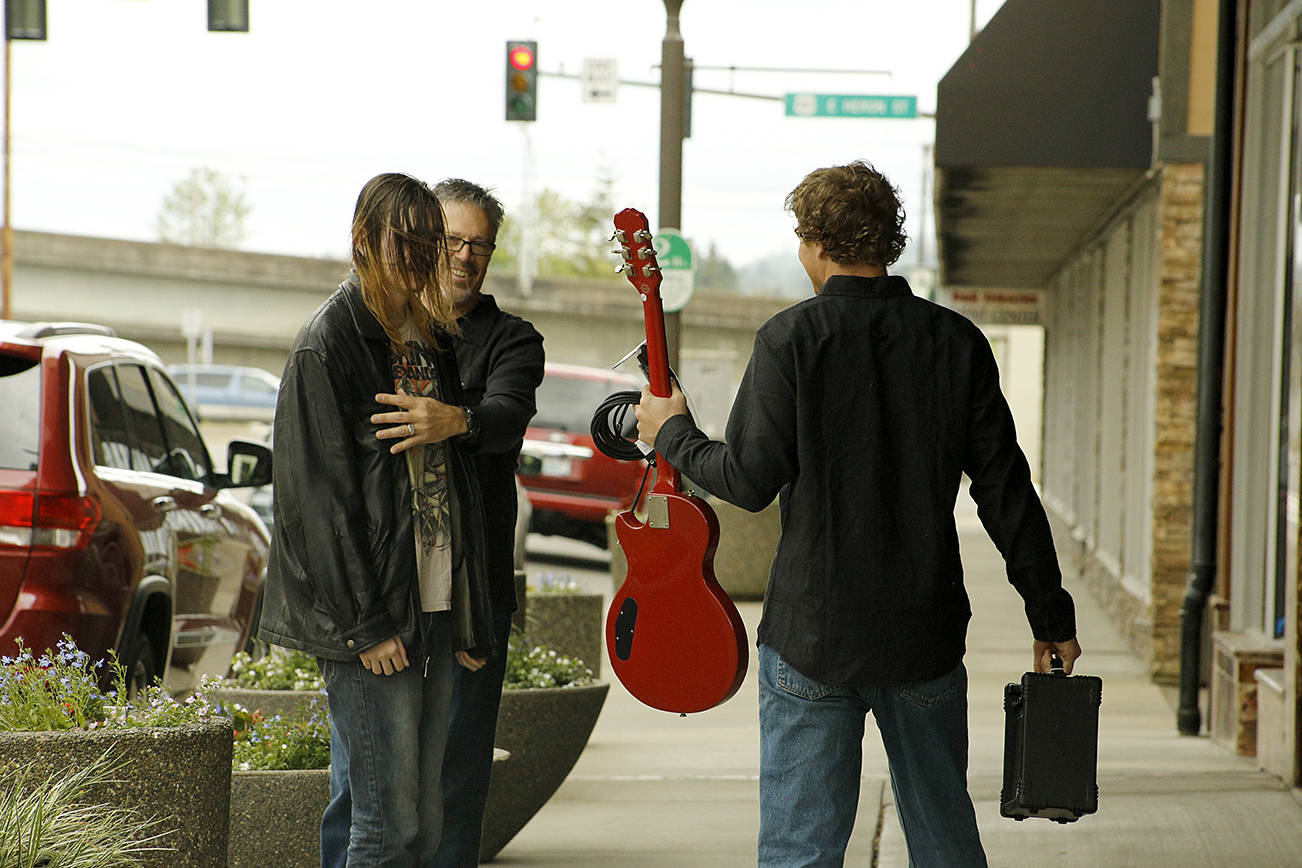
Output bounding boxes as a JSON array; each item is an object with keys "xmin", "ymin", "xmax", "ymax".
[{"xmin": 657, "ymin": 274, "xmax": 1075, "ymax": 688}]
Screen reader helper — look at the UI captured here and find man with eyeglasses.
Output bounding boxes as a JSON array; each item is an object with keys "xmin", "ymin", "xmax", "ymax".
[{"xmin": 329, "ymin": 178, "xmax": 545, "ymax": 867}]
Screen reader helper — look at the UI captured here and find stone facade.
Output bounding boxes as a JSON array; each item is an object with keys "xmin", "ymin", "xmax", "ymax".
[
  {"xmin": 1044, "ymin": 163, "xmax": 1203, "ymax": 684},
  {"xmin": 1149, "ymin": 162, "xmax": 1203, "ymax": 682}
]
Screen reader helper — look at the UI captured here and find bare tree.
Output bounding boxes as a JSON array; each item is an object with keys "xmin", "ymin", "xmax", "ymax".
[{"xmin": 156, "ymin": 167, "xmax": 251, "ymax": 248}]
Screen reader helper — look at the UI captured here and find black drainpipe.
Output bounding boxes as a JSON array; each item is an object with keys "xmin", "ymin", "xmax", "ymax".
[{"xmin": 1177, "ymin": 0, "xmax": 1236, "ymax": 736}]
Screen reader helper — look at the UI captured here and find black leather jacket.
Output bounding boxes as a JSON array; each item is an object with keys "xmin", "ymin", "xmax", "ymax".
[
  {"xmin": 455, "ymin": 294, "xmax": 544, "ymax": 615},
  {"xmin": 259, "ymin": 276, "xmax": 495, "ymax": 662}
]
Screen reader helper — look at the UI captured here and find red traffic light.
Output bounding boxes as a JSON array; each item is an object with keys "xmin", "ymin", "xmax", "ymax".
[{"xmin": 509, "ymin": 45, "xmax": 535, "ymax": 71}]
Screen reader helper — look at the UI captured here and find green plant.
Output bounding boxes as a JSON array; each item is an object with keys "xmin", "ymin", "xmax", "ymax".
[
  {"xmin": 224, "ymin": 648, "xmax": 324, "ymax": 691},
  {"xmin": 223, "ymin": 696, "xmax": 331, "ymax": 771},
  {"xmin": 527, "ymin": 571, "xmax": 583, "ymax": 595},
  {"xmin": 0, "ymin": 637, "xmax": 106, "ymax": 731},
  {"xmin": 0, "ymin": 750, "xmax": 171, "ymax": 867},
  {"xmin": 0, "ymin": 634, "xmax": 215, "ymax": 733},
  {"xmin": 93, "ymin": 658, "xmax": 216, "ymax": 730},
  {"xmin": 503, "ymin": 630, "xmax": 595, "ymax": 689}
]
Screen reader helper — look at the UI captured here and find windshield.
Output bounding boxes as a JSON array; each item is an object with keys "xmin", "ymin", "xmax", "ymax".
[
  {"xmin": 0, "ymin": 355, "xmax": 41, "ymax": 470},
  {"xmin": 533, "ymin": 375, "xmax": 630, "ymax": 433}
]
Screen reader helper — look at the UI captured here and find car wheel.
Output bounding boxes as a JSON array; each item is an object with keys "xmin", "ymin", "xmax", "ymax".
[{"xmin": 122, "ymin": 632, "xmax": 158, "ymax": 700}]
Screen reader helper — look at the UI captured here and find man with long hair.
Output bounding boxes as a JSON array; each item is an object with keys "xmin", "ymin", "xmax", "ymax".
[
  {"xmin": 318, "ymin": 177, "xmax": 545, "ymax": 867},
  {"xmin": 635, "ymin": 161, "xmax": 1082, "ymax": 867},
  {"xmin": 260, "ymin": 172, "xmax": 496, "ymax": 865}
]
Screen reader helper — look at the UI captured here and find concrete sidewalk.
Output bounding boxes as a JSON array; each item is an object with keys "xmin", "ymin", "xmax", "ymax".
[{"xmin": 497, "ymin": 507, "xmax": 1302, "ymax": 866}]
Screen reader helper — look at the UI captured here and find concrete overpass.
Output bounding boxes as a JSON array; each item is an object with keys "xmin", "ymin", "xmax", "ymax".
[{"xmin": 11, "ymin": 230, "xmax": 793, "ymax": 436}]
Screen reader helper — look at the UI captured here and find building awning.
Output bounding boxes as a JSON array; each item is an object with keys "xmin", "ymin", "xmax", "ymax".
[{"xmin": 934, "ymin": 0, "xmax": 1160, "ymax": 289}]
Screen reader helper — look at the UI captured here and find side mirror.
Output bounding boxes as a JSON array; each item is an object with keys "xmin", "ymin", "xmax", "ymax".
[{"xmin": 224, "ymin": 439, "xmax": 272, "ymax": 488}]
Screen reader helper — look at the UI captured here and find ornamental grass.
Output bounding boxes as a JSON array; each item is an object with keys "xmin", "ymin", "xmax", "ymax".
[{"xmin": 0, "ymin": 751, "xmax": 171, "ymax": 868}]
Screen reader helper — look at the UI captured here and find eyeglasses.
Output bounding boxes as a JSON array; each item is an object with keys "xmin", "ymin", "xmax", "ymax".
[{"xmin": 445, "ymin": 235, "xmax": 496, "ymax": 257}]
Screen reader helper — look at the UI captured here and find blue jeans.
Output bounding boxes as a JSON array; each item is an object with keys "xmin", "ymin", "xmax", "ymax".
[
  {"xmin": 758, "ymin": 644, "xmax": 986, "ymax": 868},
  {"xmin": 431, "ymin": 611, "xmax": 514, "ymax": 867},
  {"xmin": 319, "ymin": 614, "xmax": 455, "ymax": 868}
]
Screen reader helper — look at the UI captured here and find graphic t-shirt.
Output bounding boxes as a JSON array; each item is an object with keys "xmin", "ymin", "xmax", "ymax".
[{"xmin": 392, "ymin": 334, "xmax": 454, "ymax": 613}]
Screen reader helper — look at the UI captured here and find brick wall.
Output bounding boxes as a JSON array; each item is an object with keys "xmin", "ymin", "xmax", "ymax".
[{"xmin": 1149, "ymin": 162, "xmax": 1203, "ymax": 681}]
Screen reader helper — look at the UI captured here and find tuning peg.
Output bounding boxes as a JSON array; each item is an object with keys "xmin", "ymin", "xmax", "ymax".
[
  {"xmin": 615, "ymin": 263, "xmax": 629, "ymax": 274},
  {"xmin": 642, "ymin": 264, "xmax": 659, "ymax": 277},
  {"xmin": 613, "ymin": 229, "xmax": 628, "ymax": 243},
  {"xmin": 633, "ymin": 229, "xmax": 652, "ymax": 243}
]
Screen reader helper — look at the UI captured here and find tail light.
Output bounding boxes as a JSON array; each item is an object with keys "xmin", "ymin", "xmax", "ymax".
[{"xmin": 0, "ymin": 490, "xmax": 101, "ymax": 550}]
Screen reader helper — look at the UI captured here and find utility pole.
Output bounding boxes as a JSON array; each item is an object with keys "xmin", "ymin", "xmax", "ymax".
[
  {"xmin": 3, "ymin": 31, "xmax": 13, "ymax": 320},
  {"xmin": 659, "ymin": 0, "xmax": 685, "ymax": 372}
]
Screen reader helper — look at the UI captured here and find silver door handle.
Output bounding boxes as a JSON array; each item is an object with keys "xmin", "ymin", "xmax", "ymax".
[
  {"xmin": 200, "ymin": 503, "xmax": 223, "ymax": 518},
  {"xmin": 152, "ymin": 496, "xmax": 177, "ymax": 513}
]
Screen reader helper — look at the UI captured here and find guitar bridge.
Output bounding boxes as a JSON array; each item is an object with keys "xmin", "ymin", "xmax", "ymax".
[{"xmin": 647, "ymin": 495, "xmax": 670, "ymax": 529}]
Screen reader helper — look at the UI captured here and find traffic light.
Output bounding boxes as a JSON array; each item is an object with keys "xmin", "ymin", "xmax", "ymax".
[
  {"xmin": 505, "ymin": 40, "xmax": 538, "ymax": 122},
  {"xmin": 6, "ymin": 0, "xmax": 46, "ymax": 40},
  {"xmin": 207, "ymin": 0, "xmax": 249, "ymax": 32}
]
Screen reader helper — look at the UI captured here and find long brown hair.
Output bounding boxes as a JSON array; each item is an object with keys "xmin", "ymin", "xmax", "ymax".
[{"xmin": 351, "ymin": 172, "xmax": 458, "ymax": 349}]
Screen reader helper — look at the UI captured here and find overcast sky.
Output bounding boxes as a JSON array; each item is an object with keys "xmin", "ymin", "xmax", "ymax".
[{"xmin": 11, "ymin": 0, "xmax": 1003, "ymax": 270}]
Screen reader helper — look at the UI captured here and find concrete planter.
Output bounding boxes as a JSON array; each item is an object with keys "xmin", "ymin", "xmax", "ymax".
[
  {"xmin": 0, "ymin": 718, "xmax": 233, "ymax": 868},
  {"xmin": 228, "ymin": 768, "xmax": 330, "ymax": 868},
  {"xmin": 481, "ymin": 681, "xmax": 610, "ymax": 862},
  {"xmin": 525, "ymin": 592, "xmax": 604, "ymax": 675}
]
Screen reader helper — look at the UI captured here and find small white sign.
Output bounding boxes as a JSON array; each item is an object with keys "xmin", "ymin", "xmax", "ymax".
[{"xmin": 582, "ymin": 58, "xmax": 618, "ymax": 103}]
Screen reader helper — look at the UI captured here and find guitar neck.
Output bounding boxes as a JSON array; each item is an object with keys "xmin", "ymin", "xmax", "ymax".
[
  {"xmin": 613, "ymin": 206, "xmax": 681, "ymax": 494},
  {"xmin": 642, "ymin": 294, "xmax": 673, "ymax": 399},
  {"xmin": 639, "ymin": 291, "xmax": 680, "ymax": 492}
]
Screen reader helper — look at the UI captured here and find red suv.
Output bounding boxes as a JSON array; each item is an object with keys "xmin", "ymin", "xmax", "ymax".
[
  {"xmin": 0, "ymin": 322, "xmax": 272, "ymax": 694},
  {"xmin": 519, "ymin": 363, "xmax": 645, "ymax": 549}
]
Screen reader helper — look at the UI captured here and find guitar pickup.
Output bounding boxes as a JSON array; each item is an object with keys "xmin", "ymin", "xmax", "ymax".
[{"xmin": 647, "ymin": 494, "xmax": 669, "ymax": 529}]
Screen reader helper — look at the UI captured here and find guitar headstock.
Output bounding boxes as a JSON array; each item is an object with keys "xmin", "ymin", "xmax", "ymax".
[{"xmin": 613, "ymin": 208, "xmax": 662, "ymax": 301}]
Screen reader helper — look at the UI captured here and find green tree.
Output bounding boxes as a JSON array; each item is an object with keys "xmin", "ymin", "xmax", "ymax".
[
  {"xmin": 694, "ymin": 241, "xmax": 739, "ymax": 293},
  {"xmin": 156, "ymin": 167, "xmax": 251, "ymax": 248},
  {"xmin": 494, "ymin": 178, "xmax": 621, "ymax": 281}
]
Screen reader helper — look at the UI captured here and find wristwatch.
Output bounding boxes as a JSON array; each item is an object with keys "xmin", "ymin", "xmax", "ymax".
[{"xmin": 458, "ymin": 405, "xmax": 480, "ymax": 442}]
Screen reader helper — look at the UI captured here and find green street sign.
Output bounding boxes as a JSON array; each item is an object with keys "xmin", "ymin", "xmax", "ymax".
[
  {"xmin": 785, "ymin": 93, "xmax": 917, "ymax": 119},
  {"xmin": 653, "ymin": 229, "xmax": 694, "ymax": 312}
]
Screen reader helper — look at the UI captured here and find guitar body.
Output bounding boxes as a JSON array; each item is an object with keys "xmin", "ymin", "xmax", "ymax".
[
  {"xmin": 608, "ymin": 493, "xmax": 748, "ymax": 713},
  {"xmin": 603, "ymin": 206, "xmax": 749, "ymax": 714}
]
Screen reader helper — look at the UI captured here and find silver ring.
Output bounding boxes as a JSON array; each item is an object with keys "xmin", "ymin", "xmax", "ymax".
[{"xmin": 407, "ymin": 424, "xmax": 415, "ymax": 436}]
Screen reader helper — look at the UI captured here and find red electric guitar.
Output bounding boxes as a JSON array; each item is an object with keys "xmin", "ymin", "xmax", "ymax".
[{"xmin": 605, "ymin": 207, "xmax": 748, "ymax": 714}]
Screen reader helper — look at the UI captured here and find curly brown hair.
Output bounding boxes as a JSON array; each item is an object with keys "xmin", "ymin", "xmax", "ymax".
[{"xmin": 784, "ymin": 161, "xmax": 907, "ymax": 267}]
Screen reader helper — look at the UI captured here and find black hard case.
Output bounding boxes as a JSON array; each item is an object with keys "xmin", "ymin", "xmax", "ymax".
[{"xmin": 1000, "ymin": 667, "xmax": 1102, "ymax": 823}]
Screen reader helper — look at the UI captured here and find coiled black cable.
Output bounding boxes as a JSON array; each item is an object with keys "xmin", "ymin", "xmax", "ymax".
[{"xmin": 590, "ymin": 390, "xmax": 652, "ymax": 464}]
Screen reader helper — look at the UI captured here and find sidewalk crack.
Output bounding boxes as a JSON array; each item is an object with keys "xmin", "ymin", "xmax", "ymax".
[{"xmin": 871, "ymin": 778, "xmax": 886, "ymax": 867}]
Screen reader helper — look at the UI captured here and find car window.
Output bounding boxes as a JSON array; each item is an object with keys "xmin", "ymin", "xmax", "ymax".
[
  {"xmin": 116, "ymin": 364, "xmax": 170, "ymax": 474},
  {"xmin": 147, "ymin": 368, "xmax": 211, "ymax": 482},
  {"xmin": 87, "ymin": 367, "xmax": 134, "ymax": 470},
  {"xmin": 193, "ymin": 372, "xmax": 231, "ymax": 388},
  {"xmin": 0, "ymin": 354, "xmax": 41, "ymax": 471},
  {"xmin": 534, "ymin": 375, "xmax": 633, "ymax": 433},
  {"xmin": 241, "ymin": 373, "xmax": 278, "ymax": 395}
]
